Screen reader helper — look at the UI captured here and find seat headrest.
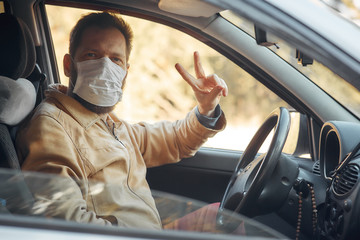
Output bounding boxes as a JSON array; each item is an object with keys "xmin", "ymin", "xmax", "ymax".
[{"xmin": 0, "ymin": 13, "xmax": 36, "ymax": 79}]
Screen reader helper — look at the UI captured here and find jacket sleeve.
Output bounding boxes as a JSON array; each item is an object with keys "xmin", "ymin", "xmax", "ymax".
[
  {"xmin": 16, "ymin": 112, "xmax": 113, "ymax": 226},
  {"xmin": 23, "ymin": 172, "xmax": 114, "ymax": 226},
  {"xmin": 129, "ymin": 107, "xmax": 226, "ymax": 167}
]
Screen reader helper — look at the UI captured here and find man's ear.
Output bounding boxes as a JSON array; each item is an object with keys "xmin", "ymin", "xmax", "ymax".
[
  {"xmin": 63, "ymin": 54, "xmax": 72, "ymax": 77},
  {"xmin": 121, "ymin": 63, "xmax": 130, "ymax": 90},
  {"xmin": 124, "ymin": 63, "xmax": 130, "ymax": 79}
]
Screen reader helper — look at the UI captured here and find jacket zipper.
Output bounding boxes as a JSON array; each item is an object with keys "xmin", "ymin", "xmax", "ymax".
[
  {"xmin": 103, "ymin": 119, "xmax": 126, "ymax": 148},
  {"xmin": 111, "ymin": 122, "xmax": 126, "ymax": 148}
]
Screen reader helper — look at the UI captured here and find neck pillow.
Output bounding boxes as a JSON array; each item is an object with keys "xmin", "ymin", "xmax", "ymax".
[{"xmin": 0, "ymin": 76, "xmax": 36, "ymax": 126}]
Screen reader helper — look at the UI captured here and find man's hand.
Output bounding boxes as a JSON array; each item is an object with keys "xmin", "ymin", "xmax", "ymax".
[{"xmin": 175, "ymin": 51, "xmax": 228, "ymax": 117}]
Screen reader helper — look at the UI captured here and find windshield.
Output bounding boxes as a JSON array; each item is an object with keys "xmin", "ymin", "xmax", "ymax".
[
  {"xmin": 0, "ymin": 168, "xmax": 284, "ymax": 239},
  {"xmin": 221, "ymin": 9, "xmax": 360, "ymax": 118}
]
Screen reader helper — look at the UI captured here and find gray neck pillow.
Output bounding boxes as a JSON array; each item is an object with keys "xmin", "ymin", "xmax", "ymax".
[{"xmin": 0, "ymin": 76, "xmax": 36, "ymax": 126}]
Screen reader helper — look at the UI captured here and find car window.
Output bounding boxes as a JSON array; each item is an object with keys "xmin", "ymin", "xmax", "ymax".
[
  {"xmin": 0, "ymin": 168, "xmax": 284, "ymax": 238},
  {"xmin": 46, "ymin": 5, "xmax": 291, "ymax": 152},
  {"xmin": 0, "ymin": 1, "xmax": 5, "ymax": 13}
]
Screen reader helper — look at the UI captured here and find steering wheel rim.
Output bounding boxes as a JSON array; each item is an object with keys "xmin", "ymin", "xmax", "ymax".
[{"xmin": 217, "ymin": 107, "xmax": 290, "ymax": 227}]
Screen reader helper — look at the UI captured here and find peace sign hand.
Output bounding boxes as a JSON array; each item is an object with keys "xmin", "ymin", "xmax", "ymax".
[{"xmin": 175, "ymin": 51, "xmax": 228, "ymax": 117}]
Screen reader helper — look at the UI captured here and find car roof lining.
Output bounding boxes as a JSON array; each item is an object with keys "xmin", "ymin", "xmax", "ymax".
[{"xmin": 205, "ymin": 0, "xmax": 360, "ymax": 93}]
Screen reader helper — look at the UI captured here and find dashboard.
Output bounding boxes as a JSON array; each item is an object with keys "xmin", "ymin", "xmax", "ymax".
[{"xmin": 319, "ymin": 121, "xmax": 360, "ymax": 239}]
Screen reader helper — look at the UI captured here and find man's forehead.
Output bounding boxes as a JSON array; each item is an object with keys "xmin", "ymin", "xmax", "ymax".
[
  {"xmin": 81, "ymin": 26, "xmax": 125, "ymax": 42},
  {"xmin": 77, "ymin": 27, "xmax": 126, "ymax": 53}
]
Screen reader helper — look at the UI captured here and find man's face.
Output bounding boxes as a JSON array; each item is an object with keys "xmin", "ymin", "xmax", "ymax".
[{"xmin": 64, "ymin": 26, "xmax": 129, "ymax": 114}]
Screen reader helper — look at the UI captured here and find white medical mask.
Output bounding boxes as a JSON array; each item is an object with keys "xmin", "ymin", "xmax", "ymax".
[{"xmin": 73, "ymin": 57, "xmax": 127, "ymax": 107}]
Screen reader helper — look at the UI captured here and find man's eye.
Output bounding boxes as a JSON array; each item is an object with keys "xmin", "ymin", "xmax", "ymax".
[
  {"xmin": 86, "ymin": 53, "xmax": 96, "ymax": 58},
  {"xmin": 111, "ymin": 58, "xmax": 125, "ymax": 67}
]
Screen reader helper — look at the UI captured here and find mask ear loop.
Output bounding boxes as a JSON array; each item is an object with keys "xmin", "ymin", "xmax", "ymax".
[{"xmin": 68, "ymin": 55, "xmax": 77, "ymax": 90}]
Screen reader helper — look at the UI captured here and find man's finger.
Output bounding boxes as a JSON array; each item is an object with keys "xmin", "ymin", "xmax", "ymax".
[
  {"xmin": 209, "ymin": 85, "xmax": 224, "ymax": 99},
  {"xmin": 211, "ymin": 74, "xmax": 228, "ymax": 97},
  {"xmin": 194, "ymin": 51, "xmax": 206, "ymax": 79},
  {"xmin": 175, "ymin": 63, "xmax": 199, "ymax": 91},
  {"xmin": 219, "ymin": 77, "xmax": 228, "ymax": 97}
]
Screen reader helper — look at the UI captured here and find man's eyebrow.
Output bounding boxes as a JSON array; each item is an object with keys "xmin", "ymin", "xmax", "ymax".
[
  {"xmin": 113, "ymin": 51, "xmax": 125, "ymax": 56},
  {"xmin": 113, "ymin": 52, "xmax": 126, "ymax": 59},
  {"xmin": 84, "ymin": 48, "xmax": 98, "ymax": 52}
]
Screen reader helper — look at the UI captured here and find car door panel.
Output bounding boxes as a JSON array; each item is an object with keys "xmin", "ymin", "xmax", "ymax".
[{"xmin": 147, "ymin": 148, "xmax": 242, "ymax": 203}]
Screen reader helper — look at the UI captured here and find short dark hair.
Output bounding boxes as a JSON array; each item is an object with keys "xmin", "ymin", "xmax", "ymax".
[{"xmin": 69, "ymin": 12, "xmax": 133, "ymax": 61}]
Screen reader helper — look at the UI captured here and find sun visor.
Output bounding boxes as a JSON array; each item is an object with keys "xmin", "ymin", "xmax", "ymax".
[{"xmin": 158, "ymin": 0, "xmax": 223, "ymax": 17}]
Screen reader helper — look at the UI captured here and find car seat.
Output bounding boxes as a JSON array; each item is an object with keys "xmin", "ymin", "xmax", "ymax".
[
  {"xmin": 0, "ymin": 13, "xmax": 46, "ymax": 169},
  {"xmin": 0, "ymin": 12, "xmax": 47, "ymax": 214}
]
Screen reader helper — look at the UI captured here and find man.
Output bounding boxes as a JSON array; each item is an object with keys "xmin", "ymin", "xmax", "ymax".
[{"xmin": 16, "ymin": 12, "xmax": 227, "ymax": 230}]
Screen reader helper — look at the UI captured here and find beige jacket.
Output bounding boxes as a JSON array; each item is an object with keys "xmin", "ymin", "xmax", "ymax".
[{"xmin": 16, "ymin": 85, "xmax": 226, "ymax": 230}]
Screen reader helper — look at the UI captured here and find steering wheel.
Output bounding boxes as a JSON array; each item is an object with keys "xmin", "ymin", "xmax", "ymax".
[{"xmin": 217, "ymin": 107, "xmax": 290, "ymax": 228}]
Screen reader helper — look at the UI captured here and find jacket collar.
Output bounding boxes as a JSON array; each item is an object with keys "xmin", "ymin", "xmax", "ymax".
[{"xmin": 45, "ymin": 84, "xmax": 105, "ymax": 129}]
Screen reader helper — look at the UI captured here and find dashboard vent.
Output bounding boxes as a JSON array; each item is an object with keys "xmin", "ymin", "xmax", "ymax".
[
  {"xmin": 333, "ymin": 164, "xmax": 359, "ymax": 195},
  {"xmin": 312, "ymin": 160, "xmax": 321, "ymax": 176}
]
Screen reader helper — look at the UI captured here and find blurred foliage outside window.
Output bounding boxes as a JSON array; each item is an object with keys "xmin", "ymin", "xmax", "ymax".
[
  {"xmin": 46, "ymin": 5, "xmax": 289, "ymax": 151},
  {"xmin": 0, "ymin": 1, "xmax": 5, "ymax": 13}
]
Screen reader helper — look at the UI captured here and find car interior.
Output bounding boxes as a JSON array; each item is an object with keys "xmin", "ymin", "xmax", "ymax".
[{"xmin": 1, "ymin": 0, "xmax": 360, "ymax": 240}]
